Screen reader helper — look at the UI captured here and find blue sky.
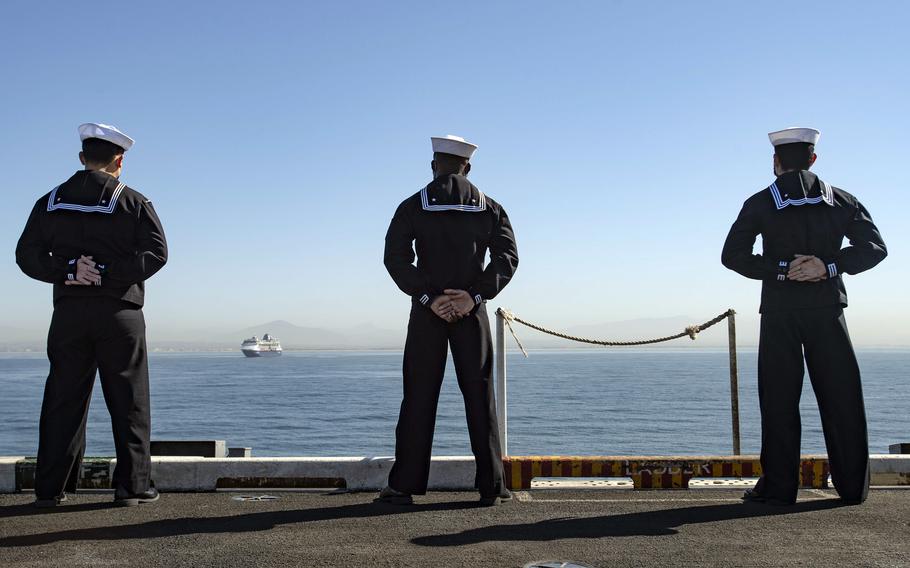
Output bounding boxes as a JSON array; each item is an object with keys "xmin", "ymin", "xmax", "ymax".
[{"xmin": 1, "ymin": 1, "xmax": 907, "ymax": 345}]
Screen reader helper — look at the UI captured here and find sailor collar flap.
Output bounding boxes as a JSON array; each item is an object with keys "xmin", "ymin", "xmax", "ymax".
[
  {"xmin": 47, "ymin": 171, "xmax": 125, "ymax": 214},
  {"xmin": 768, "ymin": 171, "xmax": 833, "ymax": 210},
  {"xmin": 421, "ymin": 175, "xmax": 487, "ymax": 212}
]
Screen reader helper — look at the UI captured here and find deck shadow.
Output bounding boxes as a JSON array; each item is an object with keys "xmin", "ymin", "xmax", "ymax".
[
  {"xmin": 0, "ymin": 501, "xmax": 117, "ymax": 519},
  {"xmin": 0, "ymin": 497, "xmax": 847, "ymax": 549},
  {"xmin": 411, "ymin": 498, "xmax": 845, "ymax": 546},
  {"xmin": 0, "ymin": 499, "xmax": 474, "ymax": 548}
]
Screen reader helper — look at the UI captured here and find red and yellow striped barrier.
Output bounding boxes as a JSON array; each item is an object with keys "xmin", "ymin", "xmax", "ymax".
[{"xmin": 502, "ymin": 456, "xmax": 830, "ymax": 490}]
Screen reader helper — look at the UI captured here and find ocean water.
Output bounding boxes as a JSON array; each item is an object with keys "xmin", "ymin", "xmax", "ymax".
[{"xmin": 0, "ymin": 349, "xmax": 906, "ymax": 457}]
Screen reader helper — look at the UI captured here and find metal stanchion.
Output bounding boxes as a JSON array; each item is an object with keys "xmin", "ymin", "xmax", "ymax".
[
  {"xmin": 495, "ymin": 309, "xmax": 508, "ymax": 456},
  {"xmin": 727, "ymin": 310, "xmax": 741, "ymax": 455}
]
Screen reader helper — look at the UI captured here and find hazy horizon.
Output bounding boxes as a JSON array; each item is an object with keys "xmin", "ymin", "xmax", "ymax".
[{"xmin": 2, "ymin": 312, "xmax": 909, "ymax": 351}]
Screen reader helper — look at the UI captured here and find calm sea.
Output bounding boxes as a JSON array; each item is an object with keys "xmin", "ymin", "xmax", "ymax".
[{"xmin": 0, "ymin": 349, "xmax": 906, "ymax": 457}]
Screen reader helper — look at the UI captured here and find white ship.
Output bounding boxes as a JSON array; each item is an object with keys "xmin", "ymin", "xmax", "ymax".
[{"xmin": 240, "ymin": 334, "xmax": 283, "ymax": 357}]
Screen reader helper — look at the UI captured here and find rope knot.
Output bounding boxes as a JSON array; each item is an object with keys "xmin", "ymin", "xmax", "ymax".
[
  {"xmin": 685, "ymin": 325, "xmax": 700, "ymax": 340},
  {"xmin": 497, "ymin": 308, "xmax": 528, "ymax": 358},
  {"xmin": 498, "ymin": 308, "xmax": 516, "ymax": 323}
]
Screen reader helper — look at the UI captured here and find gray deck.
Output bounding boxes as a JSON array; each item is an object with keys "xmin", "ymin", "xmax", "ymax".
[{"xmin": 1, "ymin": 489, "xmax": 908, "ymax": 567}]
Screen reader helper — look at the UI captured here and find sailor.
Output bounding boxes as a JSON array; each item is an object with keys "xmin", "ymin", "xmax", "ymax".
[
  {"xmin": 722, "ymin": 127, "xmax": 887, "ymax": 505},
  {"xmin": 16, "ymin": 123, "xmax": 168, "ymax": 507},
  {"xmin": 378, "ymin": 135, "xmax": 519, "ymax": 506}
]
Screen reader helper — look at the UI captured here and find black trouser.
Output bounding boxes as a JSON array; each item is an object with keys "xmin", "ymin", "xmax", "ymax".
[
  {"xmin": 756, "ymin": 306, "xmax": 869, "ymax": 504},
  {"xmin": 35, "ymin": 297, "xmax": 151, "ymax": 499},
  {"xmin": 388, "ymin": 303, "xmax": 505, "ymax": 496}
]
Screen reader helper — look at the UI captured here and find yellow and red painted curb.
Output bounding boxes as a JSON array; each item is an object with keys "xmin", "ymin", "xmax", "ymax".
[{"xmin": 502, "ymin": 456, "xmax": 830, "ymax": 490}]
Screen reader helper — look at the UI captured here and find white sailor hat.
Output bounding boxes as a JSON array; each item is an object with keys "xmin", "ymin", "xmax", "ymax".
[
  {"xmin": 431, "ymin": 134, "xmax": 477, "ymax": 159},
  {"xmin": 768, "ymin": 127, "xmax": 820, "ymax": 147},
  {"xmin": 78, "ymin": 122, "xmax": 134, "ymax": 151}
]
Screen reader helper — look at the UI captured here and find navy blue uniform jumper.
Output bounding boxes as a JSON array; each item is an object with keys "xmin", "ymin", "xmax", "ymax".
[
  {"xmin": 384, "ymin": 173, "xmax": 518, "ymax": 496},
  {"xmin": 16, "ymin": 169, "xmax": 167, "ymax": 499},
  {"xmin": 722, "ymin": 169, "xmax": 886, "ymax": 504}
]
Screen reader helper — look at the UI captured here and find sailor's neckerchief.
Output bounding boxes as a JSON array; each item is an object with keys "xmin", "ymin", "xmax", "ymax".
[
  {"xmin": 768, "ymin": 170, "xmax": 834, "ymax": 210},
  {"xmin": 421, "ymin": 173, "xmax": 486, "ymax": 212},
  {"xmin": 47, "ymin": 170, "xmax": 125, "ymax": 214}
]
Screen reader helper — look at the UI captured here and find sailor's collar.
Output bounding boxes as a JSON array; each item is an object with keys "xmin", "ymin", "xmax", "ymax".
[
  {"xmin": 420, "ymin": 174, "xmax": 486, "ymax": 212},
  {"xmin": 768, "ymin": 170, "xmax": 833, "ymax": 210},
  {"xmin": 47, "ymin": 170, "xmax": 125, "ymax": 214}
]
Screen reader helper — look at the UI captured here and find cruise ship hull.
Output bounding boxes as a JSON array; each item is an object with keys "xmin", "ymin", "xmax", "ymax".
[{"xmin": 241, "ymin": 348, "xmax": 282, "ymax": 357}]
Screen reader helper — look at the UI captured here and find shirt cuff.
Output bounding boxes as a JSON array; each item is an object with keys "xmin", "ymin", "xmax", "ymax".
[
  {"xmin": 65, "ymin": 258, "xmax": 78, "ymax": 282},
  {"xmin": 776, "ymin": 260, "xmax": 789, "ymax": 282}
]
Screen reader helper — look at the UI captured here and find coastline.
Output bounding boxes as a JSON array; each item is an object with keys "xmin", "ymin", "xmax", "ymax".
[{"xmin": 4, "ymin": 345, "xmax": 910, "ymax": 355}]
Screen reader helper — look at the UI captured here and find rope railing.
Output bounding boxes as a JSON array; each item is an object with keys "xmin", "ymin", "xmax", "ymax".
[
  {"xmin": 496, "ymin": 308, "xmax": 735, "ymax": 353},
  {"xmin": 492, "ymin": 307, "xmax": 742, "ymax": 455}
]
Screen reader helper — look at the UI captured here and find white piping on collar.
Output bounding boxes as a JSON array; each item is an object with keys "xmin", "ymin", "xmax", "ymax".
[
  {"xmin": 769, "ymin": 180, "xmax": 833, "ymax": 210},
  {"xmin": 47, "ymin": 182, "xmax": 125, "ymax": 214},
  {"xmin": 420, "ymin": 185, "xmax": 487, "ymax": 212}
]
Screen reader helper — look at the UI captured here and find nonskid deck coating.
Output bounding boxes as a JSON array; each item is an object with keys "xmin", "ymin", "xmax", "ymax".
[{"xmin": 1, "ymin": 489, "xmax": 908, "ymax": 567}]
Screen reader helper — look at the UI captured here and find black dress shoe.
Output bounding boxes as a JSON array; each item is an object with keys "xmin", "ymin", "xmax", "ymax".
[
  {"xmin": 479, "ymin": 489, "xmax": 513, "ymax": 507},
  {"xmin": 742, "ymin": 487, "xmax": 794, "ymax": 506},
  {"xmin": 33, "ymin": 494, "xmax": 67, "ymax": 508},
  {"xmin": 374, "ymin": 485, "xmax": 413, "ymax": 505},
  {"xmin": 114, "ymin": 487, "xmax": 159, "ymax": 507}
]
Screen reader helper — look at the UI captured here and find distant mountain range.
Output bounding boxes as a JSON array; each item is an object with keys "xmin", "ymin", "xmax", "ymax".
[
  {"xmin": 5, "ymin": 313, "xmax": 908, "ymax": 352},
  {"xmin": 0, "ymin": 315, "xmax": 756, "ymax": 352}
]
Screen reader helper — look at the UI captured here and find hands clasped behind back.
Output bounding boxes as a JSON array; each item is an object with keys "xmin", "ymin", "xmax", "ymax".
[
  {"xmin": 787, "ymin": 254, "xmax": 828, "ymax": 282},
  {"xmin": 64, "ymin": 255, "xmax": 102, "ymax": 286},
  {"xmin": 430, "ymin": 289, "xmax": 476, "ymax": 323}
]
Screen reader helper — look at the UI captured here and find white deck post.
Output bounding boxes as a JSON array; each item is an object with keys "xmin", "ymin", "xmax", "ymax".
[{"xmin": 495, "ymin": 309, "xmax": 508, "ymax": 456}]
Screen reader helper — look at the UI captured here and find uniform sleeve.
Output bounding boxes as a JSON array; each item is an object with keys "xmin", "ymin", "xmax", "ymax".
[
  {"xmin": 15, "ymin": 200, "xmax": 70, "ymax": 284},
  {"xmin": 383, "ymin": 202, "xmax": 438, "ymax": 307},
  {"xmin": 101, "ymin": 200, "xmax": 168, "ymax": 287},
  {"xmin": 721, "ymin": 200, "xmax": 788, "ymax": 281},
  {"xmin": 824, "ymin": 200, "xmax": 887, "ymax": 278},
  {"xmin": 468, "ymin": 205, "xmax": 519, "ymax": 302}
]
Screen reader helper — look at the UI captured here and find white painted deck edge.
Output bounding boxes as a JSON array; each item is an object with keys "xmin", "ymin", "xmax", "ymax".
[{"xmin": 2, "ymin": 454, "xmax": 907, "ymax": 493}]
